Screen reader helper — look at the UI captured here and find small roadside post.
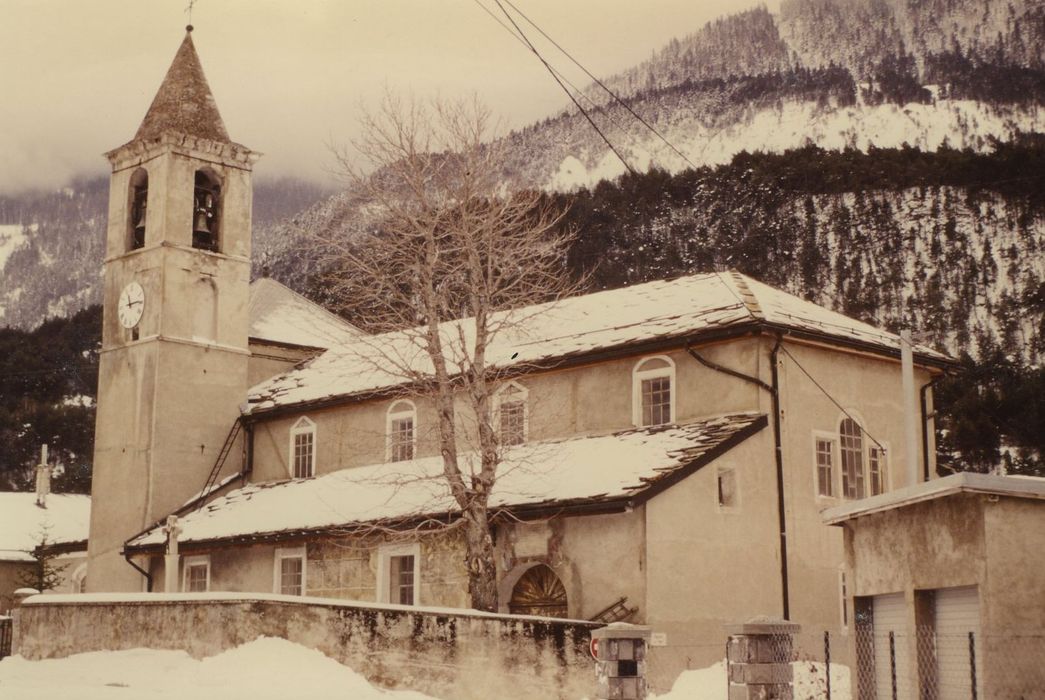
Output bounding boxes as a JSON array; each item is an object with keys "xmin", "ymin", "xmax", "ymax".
[{"xmin": 592, "ymin": 622, "xmax": 653, "ymax": 700}]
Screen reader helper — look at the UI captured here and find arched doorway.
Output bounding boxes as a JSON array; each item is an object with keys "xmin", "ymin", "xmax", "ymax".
[{"xmin": 508, "ymin": 564, "xmax": 568, "ymax": 618}]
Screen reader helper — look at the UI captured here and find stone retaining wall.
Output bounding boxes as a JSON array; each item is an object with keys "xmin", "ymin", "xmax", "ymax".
[{"xmin": 18, "ymin": 593, "xmax": 598, "ymax": 700}]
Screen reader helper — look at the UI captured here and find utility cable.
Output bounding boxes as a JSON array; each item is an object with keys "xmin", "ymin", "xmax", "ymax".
[
  {"xmin": 778, "ymin": 343, "xmax": 887, "ymax": 453},
  {"xmin": 470, "ymin": 0, "xmax": 639, "ymax": 138},
  {"xmin": 490, "ymin": 0, "xmax": 638, "ymax": 175},
  {"xmin": 500, "ymin": 0, "xmax": 697, "ymax": 170}
]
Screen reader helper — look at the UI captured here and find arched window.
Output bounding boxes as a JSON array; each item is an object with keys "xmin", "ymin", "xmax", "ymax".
[
  {"xmin": 192, "ymin": 168, "xmax": 221, "ymax": 252},
  {"xmin": 71, "ymin": 562, "xmax": 87, "ymax": 594},
  {"xmin": 128, "ymin": 168, "xmax": 148, "ymax": 250},
  {"xmin": 289, "ymin": 417, "xmax": 316, "ymax": 479},
  {"xmin": 509, "ymin": 564, "xmax": 568, "ymax": 618},
  {"xmin": 840, "ymin": 418, "xmax": 865, "ymax": 499},
  {"xmin": 387, "ymin": 400, "xmax": 417, "ymax": 462},
  {"xmin": 632, "ymin": 356, "xmax": 676, "ymax": 427},
  {"xmin": 494, "ymin": 381, "xmax": 528, "ymax": 447}
]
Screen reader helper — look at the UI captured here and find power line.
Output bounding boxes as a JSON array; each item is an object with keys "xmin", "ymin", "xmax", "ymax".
[
  {"xmin": 489, "ymin": 0, "xmax": 638, "ymax": 176},
  {"xmin": 779, "ymin": 344, "xmax": 887, "ymax": 453},
  {"xmin": 470, "ymin": 0, "xmax": 637, "ymax": 138},
  {"xmin": 499, "ymin": 0, "xmax": 697, "ymax": 170}
]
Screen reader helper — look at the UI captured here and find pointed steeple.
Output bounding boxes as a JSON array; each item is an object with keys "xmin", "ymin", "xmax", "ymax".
[{"xmin": 134, "ymin": 27, "xmax": 231, "ymax": 144}]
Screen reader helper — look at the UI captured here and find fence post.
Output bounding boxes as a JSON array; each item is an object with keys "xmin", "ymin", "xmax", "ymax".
[
  {"xmin": 591, "ymin": 622, "xmax": 652, "ymax": 700},
  {"xmin": 726, "ymin": 616, "xmax": 800, "ymax": 699},
  {"xmin": 824, "ymin": 630, "xmax": 831, "ymax": 700},
  {"xmin": 889, "ymin": 631, "xmax": 898, "ymax": 700},
  {"xmin": 968, "ymin": 632, "xmax": 977, "ymax": 700}
]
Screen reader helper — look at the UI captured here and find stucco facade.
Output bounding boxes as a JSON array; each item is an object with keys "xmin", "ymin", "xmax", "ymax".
[{"xmin": 825, "ymin": 474, "xmax": 1045, "ymax": 698}]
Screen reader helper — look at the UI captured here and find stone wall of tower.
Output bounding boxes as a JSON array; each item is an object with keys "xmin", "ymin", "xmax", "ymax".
[{"xmin": 87, "ymin": 136, "xmax": 255, "ymax": 592}]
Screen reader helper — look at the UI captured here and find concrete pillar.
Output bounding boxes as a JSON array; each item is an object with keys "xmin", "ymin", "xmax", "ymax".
[
  {"xmin": 10, "ymin": 588, "xmax": 40, "ymax": 656},
  {"xmin": 592, "ymin": 622, "xmax": 652, "ymax": 700},
  {"xmin": 726, "ymin": 616, "xmax": 800, "ymax": 700}
]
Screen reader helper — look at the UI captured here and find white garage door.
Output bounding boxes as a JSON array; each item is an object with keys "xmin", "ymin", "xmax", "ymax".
[
  {"xmin": 873, "ymin": 593, "xmax": 913, "ymax": 699},
  {"xmin": 935, "ymin": 586, "xmax": 983, "ymax": 699}
]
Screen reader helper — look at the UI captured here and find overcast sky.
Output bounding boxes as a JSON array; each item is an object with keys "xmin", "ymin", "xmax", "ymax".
[{"xmin": 0, "ymin": 0, "xmax": 776, "ymax": 192}]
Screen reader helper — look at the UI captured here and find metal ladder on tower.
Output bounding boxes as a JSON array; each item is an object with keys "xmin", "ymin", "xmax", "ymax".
[{"xmin": 195, "ymin": 419, "xmax": 242, "ymax": 512}]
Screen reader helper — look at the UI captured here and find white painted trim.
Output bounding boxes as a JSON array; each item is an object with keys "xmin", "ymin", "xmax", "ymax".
[
  {"xmin": 273, "ymin": 546, "xmax": 307, "ymax": 596},
  {"xmin": 493, "ymin": 381, "xmax": 529, "ymax": 446},
  {"xmin": 386, "ymin": 400, "xmax": 417, "ymax": 462},
  {"xmin": 70, "ymin": 562, "xmax": 88, "ymax": 594},
  {"xmin": 812, "ymin": 430, "xmax": 840, "ymax": 501},
  {"xmin": 632, "ymin": 355, "xmax": 676, "ymax": 428},
  {"xmin": 288, "ymin": 416, "xmax": 316, "ymax": 479},
  {"xmin": 182, "ymin": 554, "xmax": 211, "ymax": 592},
  {"xmin": 376, "ymin": 542, "xmax": 421, "ymax": 606}
]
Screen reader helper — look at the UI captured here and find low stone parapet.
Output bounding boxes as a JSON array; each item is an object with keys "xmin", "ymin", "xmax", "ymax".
[{"xmin": 18, "ymin": 592, "xmax": 599, "ymax": 700}]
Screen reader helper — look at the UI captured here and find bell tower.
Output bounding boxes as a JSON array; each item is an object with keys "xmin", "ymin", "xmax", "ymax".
[{"xmin": 87, "ymin": 27, "xmax": 258, "ymax": 591}]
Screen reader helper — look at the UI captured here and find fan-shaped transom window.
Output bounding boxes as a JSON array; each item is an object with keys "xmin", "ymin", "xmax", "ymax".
[
  {"xmin": 509, "ymin": 564, "xmax": 568, "ymax": 618},
  {"xmin": 632, "ymin": 356, "xmax": 676, "ymax": 427},
  {"xmin": 289, "ymin": 417, "xmax": 316, "ymax": 479},
  {"xmin": 387, "ymin": 400, "xmax": 416, "ymax": 462}
]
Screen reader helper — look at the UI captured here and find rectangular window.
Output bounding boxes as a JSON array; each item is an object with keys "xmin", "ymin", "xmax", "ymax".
[
  {"xmin": 183, "ymin": 556, "xmax": 210, "ymax": 592},
  {"xmin": 641, "ymin": 376, "xmax": 672, "ymax": 427},
  {"xmin": 389, "ymin": 554, "xmax": 416, "ymax": 605},
  {"xmin": 816, "ymin": 438, "xmax": 835, "ymax": 497},
  {"xmin": 274, "ymin": 546, "xmax": 306, "ymax": 596},
  {"xmin": 717, "ymin": 468, "xmax": 737, "ymax": 508},
  {"xmin": 378, "ymin": 543, "xmax": 420, "ymax": 606},
  {"xmin": 868, "ymin": 447, "xmax": 886, "ymax": 496},
  {"xmin": 840, "ymin": 435, "xmax": 865, "ymax": 499},
  {"xmin": 293, "ymin": 431, "xmax": 314, "ymax": 478},
  {"xmin": 499, "ymin": 400, "xmax": 526, "ymax": 446},
  {"xmin": 390, "ymin": 417, "xmax": 414, "ymax": 462}
]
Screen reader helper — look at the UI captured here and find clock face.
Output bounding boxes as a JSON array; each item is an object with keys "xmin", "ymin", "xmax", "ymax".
[{"xmin": 118, "ymin": 282, "xmax": 145, "ymax": 329}]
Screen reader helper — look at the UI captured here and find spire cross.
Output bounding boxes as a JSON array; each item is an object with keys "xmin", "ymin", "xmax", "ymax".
[{"xmin": 185, "ymin": 0, "xmax": 196, "ymax": 29}]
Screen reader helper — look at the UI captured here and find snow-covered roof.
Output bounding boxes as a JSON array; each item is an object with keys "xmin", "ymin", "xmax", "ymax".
[
  {"xmin": 248, "ymin": 278, "xmax": 363, "ymax": 349},
  {"xmin": 822, "ymin": 472, "xmax": 1045, "ymax": 525},
  {"xmin": 0, "ymin": 493, "xmax": 91, "ymax": 562},
  {"xmin": 128, "ymin": 412, "xmax": 766, "ymax": 550},
  {"xmin": 246, "ymin": 271, "xmax": 951, "ymax": 414}
]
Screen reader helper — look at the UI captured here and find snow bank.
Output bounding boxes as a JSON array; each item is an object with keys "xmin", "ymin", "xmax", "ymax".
[
  {"xmin": 0, "ymin": 636, "xmax": 438, "ymax": 700},
  {"xmin": 651, "ymin": 659, "xmax": 851, "ymax": 700}
]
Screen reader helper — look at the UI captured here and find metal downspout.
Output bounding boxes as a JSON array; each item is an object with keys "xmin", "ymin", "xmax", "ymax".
[
  {"xmin": 124, "ymin": 551, "xmax": 153, "ymax": 592},
  {"xmin": 770, "ymin": 337, "xmax": 790, "ymax": 620}
]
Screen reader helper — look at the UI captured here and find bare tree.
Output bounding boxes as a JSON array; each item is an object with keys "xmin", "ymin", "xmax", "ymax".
[{"xmin": 315, "ymin": 93, "xmax": 582, "ymax": 612}]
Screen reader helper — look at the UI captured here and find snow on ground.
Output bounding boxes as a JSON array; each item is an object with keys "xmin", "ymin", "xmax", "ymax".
[
  {"xmin": 0, "ymin": 223, "xmax": 30, "ymax": 270},
  {"xmin": 0, "ymin": 640, "xmax": 852, "ymax": 700},
  {"xmin": 652, "ymin": 660, "xmax": 851, "ymax": 700},
  {"xmin": 0, "ymin": 637, "xmax": 439, "ymax": 700}
]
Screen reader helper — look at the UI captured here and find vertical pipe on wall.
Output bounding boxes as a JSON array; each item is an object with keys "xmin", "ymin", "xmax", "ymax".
[
  {"xmin": 770, "ymin": 337, "xmax": 790, "ymax": 620},
  {"xmin": 900, "ymin": 331, "xmax": 919, "ymax": 486}
]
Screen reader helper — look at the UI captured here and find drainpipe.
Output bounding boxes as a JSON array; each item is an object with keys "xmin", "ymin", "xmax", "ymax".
[
  {"xmin": 244, "ymin": 422, "xmax": 255, "ymax": 478},
  {"xmin": 920, "ymin": 377, "xmax": 940, "ymax": 482},
  {"xmin": 769, "ymin": 337, "xmax": 791, "ymax": 620},
  {"xmin": 901, "ymin": 331, "xmax": 920, "ymax": 486},
  {"xmin": 124, "ymin": 551, "xmax": 153, "ymax": 592}
]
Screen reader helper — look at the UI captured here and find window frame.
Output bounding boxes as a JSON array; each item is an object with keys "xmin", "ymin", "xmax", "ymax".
[
  {"xmin": 493, "ymin": 381, "xmax": 529, "ymax": 447},
  {"xmin": 632, "ymin": 355, "xmax": 676, "ymax": 428},
  {"xmin": 288, "ymin": 416, "xmax": 316, "ymax": 479},
  {"xmin": 182, "ymin": 554, "xmax": 211, "ymax": 593},
  {"xmin": 273, "ymin": 545, "xmax": 307, "ymax": 597},
  {"xmin": 839, "ymin": 417, "xmax": 867, "ymax": 500},
  {"xmin": 386, "ymin": 400, "xmax": 417, "ymax": 463},
  {"xmin": 868, "ymin": 443, "xmax": 889, "ymax": 496},
  {"xmin": 376, "ymin": 542, "xmax": 421, "ymax": 606},
  {"xmin": 839, "ymin": 565, "xmax": 849, "ymax": 635},
  {"xmin": 812, "ymin": 430, "xmax": 839, "ymax": 500}
]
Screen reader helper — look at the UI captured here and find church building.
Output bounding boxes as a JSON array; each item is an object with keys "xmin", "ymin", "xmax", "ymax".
[{"xmin": 86, "ymin": 28, "xmax": 956, "ymax": 677}]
